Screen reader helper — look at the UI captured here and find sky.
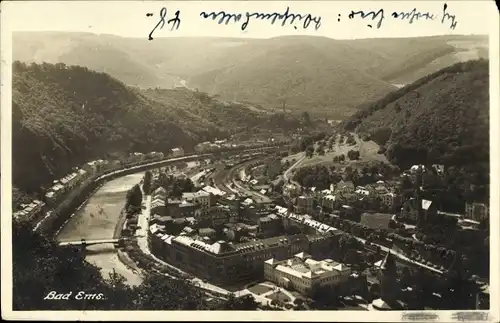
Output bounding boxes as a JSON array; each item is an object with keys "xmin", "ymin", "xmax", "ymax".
[{"xmin": 1, "ymin": 1, "xmax": 496, "ymax": 40}]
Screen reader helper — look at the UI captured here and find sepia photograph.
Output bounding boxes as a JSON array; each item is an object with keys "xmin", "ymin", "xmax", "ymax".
[{"xmin": 1, "ymin": 0, "xmax": 499, "ymax": 321}]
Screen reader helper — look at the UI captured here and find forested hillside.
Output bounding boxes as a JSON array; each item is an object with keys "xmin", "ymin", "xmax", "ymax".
[
  {"xmin": 12, "ymin": 61, "xmax": 301, "ymax": 194},
  {"xmin": 14, "ymin": 32, "xmax": 488, "ymax": 117},
  {"xmin": 345, "ymin": 59, "xmax": 489, "ymax": 205}
]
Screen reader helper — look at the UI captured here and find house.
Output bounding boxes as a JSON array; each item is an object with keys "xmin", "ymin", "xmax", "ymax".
[
  {"xmin": 179, "ymin": 201, "xmax": 196, "ymax": 218},
  {"xmin": 400, "ymin": 198, "xmax": 437, "ymax": 223},
  {"xmin": 355, "ymin": 187, "xmax": 370, "ymax": 196},
  {"xmin": 335, "ymin": 180, "xmax": 355, "ymax": 194},
  {"xmin": 199, "ymin": 227, "xmax": 217, "ymax": 238},
  {"xmin": 166, "ymin": 198, "xmax": 183, "ymax": 218},
  {"xmin": 321, "ymin": 194, "xmax": 339, "ymax": 212},
  {"xmin": 465, "ymin": 202, "xmax": 489, "ymax": 222},
  {"xmin": 151, "ymin": 197, "xmax": 167, "ymax": 216},
  {"xmin": 258, "ymin": 214, "xmax": 282, "ymax": 237},
  {"xmin": 410, "ymin": 164, "xmax": 426, "ymax": 174},
  {"xmin": 381, "ymin": 192, "xmax": 402, "ymax": 210},
  {"xmin": 296, "ymin": 195, "xmax": 314, "ymax": 214},
  {"xmin": 14, "ymin": 200, "xmax": 46, "ymax": 222},
  {"xmin": 432, "ymin": 164, "xmax": 445, "ymax": 174},
  {"xmin": 171, "ymin": 147, "xmax": 184, "ymax": 157},
  {"xmin": 153, "ymin": 187, "xmax": 168, "ymax": 200}
]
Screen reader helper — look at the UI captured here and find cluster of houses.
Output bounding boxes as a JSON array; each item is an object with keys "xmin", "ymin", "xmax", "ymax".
[
  {"xmin": 194, "ymin": 138, "xmax": 291, "ymax": 154},
  {"xmin": 13, "ymin": 199, "xmax": 46, "ymax": 223},
  {"xmin": 289, "ymin": 179, "xmax": 401, "ymax": 216}
]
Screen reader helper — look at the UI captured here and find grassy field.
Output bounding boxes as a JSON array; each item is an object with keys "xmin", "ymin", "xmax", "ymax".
[
  {"xmin": 294, "ymin": 132, "xmax": 389, "ymax": 171},
  {"xmin": 248, "ymin": 284, "xmax": 273, "ymax": 295}
]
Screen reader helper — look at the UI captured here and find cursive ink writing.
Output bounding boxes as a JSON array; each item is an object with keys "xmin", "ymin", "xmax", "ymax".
[
  {"xmin": 441, "ymin": 3, "xmax": 457, "ymax": 30},
  {"xmin": 349, "ymin": 9, "xmax": 385, "ymax": 28},
  {"xmin": 243, "ymin": 7, "xmax": 321, "ymax": 31},
  {"xmin": 200, "ymin": 7, "xmax": 321, "ymax": 31},
  {"xmin": 392, "ymin": 8, "xmax": 436, "ymax": 24},
  {"xmin": 199, "ymin": 11, "xmax": 242, "ymax": 25},
  {"xmin": 148, "ymin": 7, "xmax": 181, "ymax": 40}
]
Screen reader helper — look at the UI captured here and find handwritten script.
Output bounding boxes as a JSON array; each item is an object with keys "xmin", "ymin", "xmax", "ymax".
[
  {"xmin": 349, "ymin": 3, "xmax": 458, "ymax": 29},
  {"xmin": 146, "ymin": 3, "xmax": 459, "ymax": 39},
  {"xmin": 200, "ymin": 7, "xmax": 321, "ymax": 31}
]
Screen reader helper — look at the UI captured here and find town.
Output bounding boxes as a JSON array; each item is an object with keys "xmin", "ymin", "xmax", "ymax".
[{"xmin": 27, "ymin": 128, "xmax": 487, "ymax": 311}]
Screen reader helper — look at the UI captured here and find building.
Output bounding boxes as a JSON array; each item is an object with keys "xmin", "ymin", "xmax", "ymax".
[
  {"xmin": 153, "ymin": 187, "xmax": 168, "ymax": 200},
  {"xmin": 400, "ymin": 191, "xmax": 438, "ymax": 225},
  {"xmin": 264, "ymin": 252, "xmax": 351, "ymax": 295},
  {"xmin": 465, "ymin": 202, "xmax": 489, "ymax": 222},
  {"xmin": 14, "ymin": 200, "xmax": 46, "ymax": 222},
  {"xmin": 166, "ymin": 198, "xmax": 183, "ymax": 218},
  {"xmin": 179, "ymin": 201, "xmax": 196, "ymax": 218},
  {"xmin": 320, "ymin": 194, "xmax": 339, "ymax": 212},
  {"xmin": 283, "ymin": 183, "xmax": 301, "ymax": 198},
  {"xmin": 151, "ymin": 197, "xmax": 167, "ymax": 216},
  {"xmin": 335, "ymin": 180, "xmax": 355, "ymax": 194},
  {"xmin": 199, "ymin": 228, "xmax": 217, "ymax": 239},
  {"xmin": 83, "ymin": 159, "xmax": 108, "ymax": 174},
  {"xmin": 44, "ymin": 183, "xmax": 66, "ymax": 205},
  {"xmin": 171, "ymin": 147, "xmax": 184, "ymax": 157},
  {"xmin": 296, "ymin": 195, "xmax": 314, "ymax": 214},
  {"xmin": 202, "ymin": 185, "xmax": 226, "ymax": 197},
  {"xmin": 381, "ymin": 192, "xmax": 402, "ymax": 210},
  {"xmin": 258, "ymin": 214, "xmax": 282, "ymax": 237},
  {"xmin": 182, "ymin": 191, "xmax": 214, "ymax": 209},
  {"xmin": 194, "ymin": 141, "xmax": 212, "ymax": 153},
  {"xmin": 148, "ymin": 225, "xmax": 311, "ymax": 284}
]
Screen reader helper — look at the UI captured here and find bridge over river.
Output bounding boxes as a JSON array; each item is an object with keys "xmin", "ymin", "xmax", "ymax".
[{"xmin": 58, "ymin": 238, "xmax": 126, "ymax": 247}]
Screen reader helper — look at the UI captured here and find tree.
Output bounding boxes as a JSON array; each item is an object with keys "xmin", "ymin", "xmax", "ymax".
[
  {"xmin": 143, "ymin": 171, "xmax": 153, "ymax": 195},
  {"xmin": 305, "ymin": 146, "xmax": 314, "ymax": 158},
  {"xmin": 126, "ymin": 184, "xmax": 143, "ymax": 208},
  {"xmin": 347, "ymin": 149, "xmax": 360, "ymax": 160},
  {"xmin": 301, "ymin": 111, "xmax": 311, "ymax": 125}
]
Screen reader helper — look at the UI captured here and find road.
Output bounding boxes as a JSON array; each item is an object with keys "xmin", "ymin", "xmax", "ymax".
[{"xmin": 283, "ymin": 154, "xmax": 305, "ymax": 183}]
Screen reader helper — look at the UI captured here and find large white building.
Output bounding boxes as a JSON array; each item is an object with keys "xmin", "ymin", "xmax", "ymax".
[{"xmin": 264, "ymin": 252, "xmax": 351, "ymax": 295}]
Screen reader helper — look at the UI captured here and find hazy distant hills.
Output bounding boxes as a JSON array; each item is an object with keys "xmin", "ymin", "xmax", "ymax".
[
  {"xmin": 14, "ymin": 32, "xmax": 488, "ymax": 117},
  {"xmin": 345, "ymin": 59, "xmax": 489, "ymax": 169}
]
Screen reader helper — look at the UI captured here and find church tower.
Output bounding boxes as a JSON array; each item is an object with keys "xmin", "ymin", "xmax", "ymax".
[
  {"xmin": 379, "ymin": 251, "xmax": 398, "ymax": 304},
  {"xmin": 370, "ymin": 250, "xmax": 402, "ymax": 310}
]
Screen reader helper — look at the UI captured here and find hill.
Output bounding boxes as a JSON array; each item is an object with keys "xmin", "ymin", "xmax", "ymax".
[
  {"xmin": 344, "ymin": 59, "xmax": 489, "ymax": 168},
  {"xmin": 14, "ymin": 32, "xmax": 488, "ymax": 118},
  {"xmin": 12, "ymin": 61, "xmax": 303, "ymax": 193}
]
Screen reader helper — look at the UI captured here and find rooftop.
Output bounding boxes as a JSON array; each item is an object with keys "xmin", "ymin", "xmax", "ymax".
[{"xmin": 269, "ymin": 253, "xmax": 350, "ymax": 280}]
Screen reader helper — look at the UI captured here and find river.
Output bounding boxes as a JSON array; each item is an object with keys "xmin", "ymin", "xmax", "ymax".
[
  {"xmin": 57, "ymin": 173, "xmax": 145, "ymax": 285},
  {"xmin": 55, "ymin": 161, "xmax": 199, "ymax": 286}
]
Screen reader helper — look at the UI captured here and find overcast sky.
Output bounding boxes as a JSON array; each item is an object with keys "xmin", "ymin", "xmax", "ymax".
[{"xmin": 2, "ymin": 1, "xmax": 496, "ymax": 40}]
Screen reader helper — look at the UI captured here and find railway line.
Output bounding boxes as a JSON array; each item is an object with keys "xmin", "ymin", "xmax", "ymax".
[{"xmin": 209, "ymin": 152, "xmax": 281, "ymax": 202}]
